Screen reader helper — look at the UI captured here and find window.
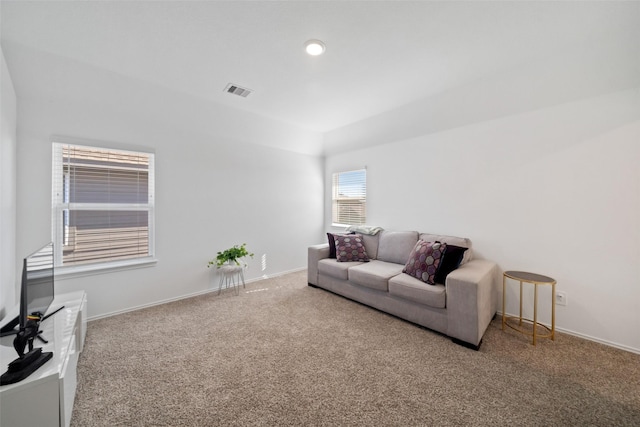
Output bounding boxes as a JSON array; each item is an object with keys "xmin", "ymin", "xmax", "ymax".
[
  {"xmin": 52, "ymin": 142, "xmax": 155, "ymax": 270},
  {"xmin": 332, "ymin": 169, "xmax": 366, "ymax": 226}
]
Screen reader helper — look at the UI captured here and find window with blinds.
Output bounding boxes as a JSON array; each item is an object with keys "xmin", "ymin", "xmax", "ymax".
[
  {"xmin": 52, "ymin": 143, "xmax": 155, "ymax": 268},
  {"xmin": 332, "ymin": 169, "xmax": 367, "ymax": 226}
]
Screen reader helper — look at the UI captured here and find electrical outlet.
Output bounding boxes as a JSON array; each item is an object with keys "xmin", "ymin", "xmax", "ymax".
[{"xmin": 555, "ymin": 291, "xmax": 568, "ymax": 306}]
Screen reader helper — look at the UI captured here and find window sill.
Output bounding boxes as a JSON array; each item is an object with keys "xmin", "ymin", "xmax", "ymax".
[{"xmin": 55, "ymin": 257, "xmax": 158, "ymax": 280}]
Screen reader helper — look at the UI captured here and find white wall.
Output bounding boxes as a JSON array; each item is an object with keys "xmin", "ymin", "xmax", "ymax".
[
  {"xmin": 325, "ymin": 88, "xmax": 640, "ymax": 353},
  {"xmin": 0, "ymin": 45, "xmax": 17, "ymax": 320},
  {"xmin": 16, "ymin": 89, "xmax": 324, "ymax": 319}
]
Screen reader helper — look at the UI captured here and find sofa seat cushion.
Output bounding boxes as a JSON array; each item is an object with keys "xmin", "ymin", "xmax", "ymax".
[
  {"xmin": 388, "ymin": 273, "xmax": 446, "ymax": 309},
  {"xmin": 348, "ymin": 260, "xmax": 405, "ymax": 291},
  {"xmin": 318, "ymin": 258, "xmax": 363, "ymax": 280}
]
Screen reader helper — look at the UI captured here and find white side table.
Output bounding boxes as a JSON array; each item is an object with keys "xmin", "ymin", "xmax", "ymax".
[{"xmin": 217, "ymin": 264, "xmax": 246, "ymax": 295}]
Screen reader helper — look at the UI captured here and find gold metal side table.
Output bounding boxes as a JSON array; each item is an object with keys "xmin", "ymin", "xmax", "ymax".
[{"xmin": 502, "ymin": 270, "xmax": 556, "ymax": 345}]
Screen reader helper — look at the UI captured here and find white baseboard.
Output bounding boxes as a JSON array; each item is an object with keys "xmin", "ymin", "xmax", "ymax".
[
  {"xmin": 88, "ymin": 288, "xmax": 215, "ymax": 322},
  {"xmin": 245, "ymin": 267, "xmax": 306, "ymax": 284},
  {"xmin": 90, "ymin": 284, "xmax": 638, "ymax": 355},
  {"xmin": 497, "ymin": 311, "xmax": 639, "ymax": 355},
  {"xmin": 552, "ymin": 326, "xmax": 640, "ymax": 355},
  {"xmin": 88, "ymin": 267, "xmax": 307, "ymax": 322}
]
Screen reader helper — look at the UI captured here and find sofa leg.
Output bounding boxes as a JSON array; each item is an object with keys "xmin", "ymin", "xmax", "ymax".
[{"xmin": 452, "ymin": 338, "xmax": 481, "ymax": 351}]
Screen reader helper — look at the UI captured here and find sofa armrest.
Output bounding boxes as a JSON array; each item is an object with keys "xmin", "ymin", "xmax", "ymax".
[
  {"xmin": 445, "ymin": 259, "xmax": 498, "ymax": 347},
  {"xmin": 308, "ymin": 243, "xmax": 330, "ymax": 285}
]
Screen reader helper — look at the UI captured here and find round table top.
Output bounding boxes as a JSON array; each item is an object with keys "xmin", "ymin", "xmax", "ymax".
[{"xmin": 504, "ymin": 270, "xmax": 556, "ymax": 284}]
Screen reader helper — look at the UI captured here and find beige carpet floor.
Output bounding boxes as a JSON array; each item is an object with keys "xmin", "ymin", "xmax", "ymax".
[{"xmin": 71, "ymin": 270, "xmax": 640, "ymax": 426}]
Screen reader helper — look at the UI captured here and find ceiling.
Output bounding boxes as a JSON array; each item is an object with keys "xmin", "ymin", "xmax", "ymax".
[{"xmin": 1, "ymin": 1, "xmax": 639, "ymax": 152}]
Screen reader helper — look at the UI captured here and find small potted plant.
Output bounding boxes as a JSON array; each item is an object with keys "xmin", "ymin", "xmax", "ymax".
[{"xmin": 208, "ymin": 243, "xmax": 254, "ymax": 268}]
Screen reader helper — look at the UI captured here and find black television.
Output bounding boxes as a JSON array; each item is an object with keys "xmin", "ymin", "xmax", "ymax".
[
  {"xmin": 20, "ymin": 242, "xmax": 55, "ymax": 329},
  {"xmin": 0, "ymin": 243, "xmax": 59, "ymax": 383},
  {"xmin": 0, "ymin": 242, "xmax": 56, "ymax": 337}
]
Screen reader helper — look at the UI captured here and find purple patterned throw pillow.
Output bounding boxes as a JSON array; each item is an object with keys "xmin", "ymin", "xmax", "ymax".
[
  {"xmin": 334, "ymin": 234, "xmax": 369, "ymax": 262},
  {"xmin": 327, "ymin": 232, "xmax": 355, "ymax": 258},
  {"xmin": 403, "ymin": 240, "xmax": 447, "ymax": 285}
]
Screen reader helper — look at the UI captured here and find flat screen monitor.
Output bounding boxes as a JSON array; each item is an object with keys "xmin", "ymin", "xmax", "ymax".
[
  {"xmin": 19, "ymin": 242, "xmax": 55, "ymax": 329},
  {"xmin": 0, "ymin": 243, "xmax": 56, "ymax": 337}
]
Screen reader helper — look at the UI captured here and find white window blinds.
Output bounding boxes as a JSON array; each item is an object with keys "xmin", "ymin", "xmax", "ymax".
[
  {"xmin": 332, "ymin": 169, "xmax": 367, "ymax": 226},
  {"xmin": 52, "ymin": 143, "xmax": 155, "ymax": 268}
]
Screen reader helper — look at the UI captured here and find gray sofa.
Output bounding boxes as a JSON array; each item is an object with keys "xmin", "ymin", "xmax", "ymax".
[{"xmin": 307, "ymin": 230, "xmax": 498, "ymax": 349}]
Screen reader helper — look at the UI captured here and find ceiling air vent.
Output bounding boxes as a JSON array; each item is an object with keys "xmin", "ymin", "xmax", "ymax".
[{"xmin": 224, "ymin": 83, "xmax": 252, "ymax": 98}]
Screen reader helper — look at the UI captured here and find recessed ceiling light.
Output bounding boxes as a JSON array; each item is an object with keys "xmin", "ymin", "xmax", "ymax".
[{"xmin": 304, "ymin": 39, "xmax": 326, "ymax": 56}]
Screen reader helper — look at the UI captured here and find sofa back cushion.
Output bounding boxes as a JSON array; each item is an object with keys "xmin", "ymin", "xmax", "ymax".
[
  {"xmin": 360, "ymin": 234, "xmax": 380, "ymax": 260},
  {"xmin": 377, "ymin": 230, "xmax": 419, "ymax": 265},
  {"xmin": 419, "ymin": 233, "xmax": 473, "ymax": 264}
]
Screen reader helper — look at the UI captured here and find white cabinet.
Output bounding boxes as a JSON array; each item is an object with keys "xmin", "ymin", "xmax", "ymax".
[
  {"xmin": 60, "ymin": 336, "xmax": 78, "ymax": 426},
  {"xmin": 0, "ymin": 291, "xmax": 87, "ymax": 427}
]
